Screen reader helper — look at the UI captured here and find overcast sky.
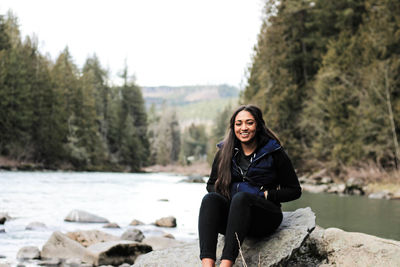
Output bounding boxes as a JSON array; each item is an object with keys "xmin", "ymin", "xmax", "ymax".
[{"xmin": 1, "ymin": 0, "xmax": 264, "ymax": 87}]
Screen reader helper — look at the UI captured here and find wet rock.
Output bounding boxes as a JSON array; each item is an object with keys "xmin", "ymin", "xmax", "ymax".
[
  {"xmin": 142, "ymin": 236, "xmax": 187, "ymax": 251},
  {"xmin": 67, "ymin": 230, "xmax": 120, "ymax": 247},
  {"xmin": 0, "ymin": 212, "xmax": 11, "ymax": 224},
  {"xmin": 344, "ymin": 177, "xmax": 365, "ymax": 195},
  {"xmin": 40, "ymin": 231, "xmax": 97, "ymax": 264},
  {"xmin": 38, "ymin": 258, "xmax": 60, "ymax": 266},
  {"xmin": 64, "ymin": 210, "xmax": 109, "ymax": 223},
  {"xmin": 301, "ymin": 184, "xmax": 329, "ymax": 194},
  {"xmin": 391, "ymin": 190, "xmax": 400, "ymax": 200},
  {"xmin": 368, "ymin": 191, "xmax": 391, "ymax": 199},
  {"xmin": 16, "ymin": 246, "xmax": 40, "ymax": 260},
  {"xmin": 154, "ymin": 216, "xmax": 176, "ymax": 228},
  {"xmin": 87, "ymin": 240, "xmax": 152, "ymax": 266},
  {"xmin": 129, "ymin": 219, "xmax": 144, "ymax": 226},
  {"xmin": 26, "ymin": 221, "xmax": 47, "ymax": 230},
  {"xmin": 326, "ymin": 183, "xmax": 346, "ymax": 194},
  {"xmin": 134, "ymin": 207, "xmax": 315, "ymax": 266},
  {"xmin": 121, "ymin": 229, "xmax": 145, "ymax": 242},
  {"xmin": 103, "ymin": 222, "xmax": 120, "ymax": 228}
]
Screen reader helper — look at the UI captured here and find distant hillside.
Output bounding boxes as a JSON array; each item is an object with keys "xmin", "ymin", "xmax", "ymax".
[{"xmin": 141, "ymin": 84, "xmax": 239, "ymax": 129}]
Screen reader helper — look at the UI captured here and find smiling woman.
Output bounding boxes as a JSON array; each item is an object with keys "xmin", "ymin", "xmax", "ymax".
[{"xmin": 198, "ymin": 104, "xmax": 302, "ymax": 267}]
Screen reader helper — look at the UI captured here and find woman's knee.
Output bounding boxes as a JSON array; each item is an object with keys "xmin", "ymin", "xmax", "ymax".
[
  {"xmin": 201, "ymin": 192, "xmax": 227, "ymax": 205},
  {"xmin": 230, "ymin": 191, "xmax": 253, "ymax": 207}
]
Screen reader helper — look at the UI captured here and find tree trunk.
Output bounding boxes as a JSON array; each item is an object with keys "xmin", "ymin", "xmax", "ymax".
[{"xmin": 384, "ymin": 63, "xmax": 400, "ymax": 169}]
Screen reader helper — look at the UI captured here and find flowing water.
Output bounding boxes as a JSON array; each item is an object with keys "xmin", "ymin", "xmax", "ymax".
[{"xmin": 1, "ymin": 171, "xmax": 399, "ymax": 266}]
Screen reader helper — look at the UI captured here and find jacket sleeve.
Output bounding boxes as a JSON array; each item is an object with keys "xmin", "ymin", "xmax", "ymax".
[
  {"xmin": 267, "ymin": 148, "xmax": 302, "ymax": 203},
  {"xmin": 206, "ymin": 150, "xmax": 220, "ymax": 192}
]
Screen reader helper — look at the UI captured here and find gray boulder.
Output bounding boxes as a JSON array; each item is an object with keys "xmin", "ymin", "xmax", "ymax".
[
  {"xmin": 64, "ymin": 210, "xmax": 109, "ymax": 223},
  {"xmin": 41, "ymin": 231, "xmax": 152, "ymax": 266},
  {"xmin": 121, "ymin": 229, "xmax": 145, "ymax": 242},
  {"xmin": 134, "ymin": 207, "xmax": 315, "ymax": 266},
  {"xmin": 16, "ymin": 246, "xmax": 40, "ymax": 260},
  {"xmin": 87, "ymin": 241, "xmax": 152, "ymax": 266},
  {"xmin": 66, "ymin": 230, "xmax": 120, "ymax": 247},
  {"xmin": 40, "ymin": 231, "xmax": 97, "ymax": 264},
  {"xmin": 26, "ymin": 221, "xmax": 46, "ymax": 230},
  {"xmin": 317, "ymin": 228, "xmax": 400, "ymax": 266},
  {"xmin": 154, "ymin": 216, "xmax": 176, "ymax": 228},
  {"xmin": 141, "ymin": 236, "xmax": 187, "ymax": 251}
]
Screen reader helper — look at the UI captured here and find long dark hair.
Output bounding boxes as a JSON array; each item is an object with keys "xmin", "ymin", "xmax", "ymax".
[{"xmin": 215, "ymin": 105, "xmax": 281, "ymax": 198}]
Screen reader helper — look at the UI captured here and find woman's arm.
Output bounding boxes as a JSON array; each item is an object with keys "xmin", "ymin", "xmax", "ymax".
[
  {"xmin": 206, "ymin": 150, "xmax": 220, "ymax": 192},
  {"xmin": 266, "ymin": 149, "xmax": 302, "ymax": 203}
]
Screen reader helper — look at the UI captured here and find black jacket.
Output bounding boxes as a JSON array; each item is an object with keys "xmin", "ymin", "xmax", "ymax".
[{"xmin": 206, "ymin": 139, "xmax": 302, "ymax": 204}]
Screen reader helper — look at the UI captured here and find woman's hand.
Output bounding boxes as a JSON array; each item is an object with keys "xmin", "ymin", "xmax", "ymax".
[{"xmin": 264, "ymin": 190, "xmax": 269, "ymax": 199}]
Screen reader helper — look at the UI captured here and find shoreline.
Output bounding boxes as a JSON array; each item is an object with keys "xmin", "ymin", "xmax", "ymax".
[{"xmin": 2, "ymin": 156, "xmax": 399, "ymax": 200}]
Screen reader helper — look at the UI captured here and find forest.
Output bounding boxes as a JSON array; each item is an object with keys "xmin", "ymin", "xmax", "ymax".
[
  {"xmin": 242, "ymin": 0, "xmax": 400, "ymax": 175},
  {"xmin": 1, "ymin": 0, "xmax": 400, "ymax": 177}
]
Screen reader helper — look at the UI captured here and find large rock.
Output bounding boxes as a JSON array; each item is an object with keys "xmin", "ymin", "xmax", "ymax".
[
  {"xmin": 134, "ymin": 207, "xmax": 315, "ymax": 266},
  {"xmin": 40, "ymin": 231, "xmax": 97, "ymax": 264},
  {"xmin": 41, "ymin": 231, "xmax": 152, "ymax": 266},
  {"xmin": 318, "ymin": 228, "xmax": 400, "ymax": 266},
  {"xmin": 16, "ymin": 246, "xmax": 41, "ymax": 260},
  {"xmin": 154, "ymin": 216, "xmax": 176, "ymax": 228},
  {"xmin": 121, "ymin": 228, "xmax": 145, "ymax": 242},
  {"xmin": 142, "ymin": 236, "xmax": 187, "ymax": 251},
  {"xmin": 87, "ymin": 241, "xmax": 152, "ymax": 266},
  {"xmin": 67, "ymin": 230, "xmax": 120, "ymax": 247},
  {"xmin": 64, "ymin": 210, "xmax": 109, "ymax": 223}
]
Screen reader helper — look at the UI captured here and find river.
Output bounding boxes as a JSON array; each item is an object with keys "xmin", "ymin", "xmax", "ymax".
[{"xmin": 1, "ymin": 171, "xmax": 399, "ymax": 266}]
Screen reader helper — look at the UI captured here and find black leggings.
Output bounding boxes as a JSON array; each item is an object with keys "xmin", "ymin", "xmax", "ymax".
[{"xmin": 198, "ymin": 192, "xmax": 283, "ymax": 262}]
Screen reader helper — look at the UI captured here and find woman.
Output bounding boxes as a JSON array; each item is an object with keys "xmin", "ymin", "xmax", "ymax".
[{"xmin": 198, "ymin": 105, "xmax": 302, "ymax": 267}]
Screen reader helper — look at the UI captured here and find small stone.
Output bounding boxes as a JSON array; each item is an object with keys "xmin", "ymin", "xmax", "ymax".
[
  {"xmin": 64, "ymin": 210, "xmax": 109, "ymax": 223},
  {"xmin": 0, "ymin": 212, "xmax": 11, "ymax": 225},
  {"xmin": 121, "ymin": 228, "xmax": 145, "ymax": 242},
  {"xmin": 155, "ymin": 216, "xmax": 176, "ymax": 228},
  {"xmin": 129, "ymin": 219, "xmax": 144, "ymax": 226},
  {"xmin": 0, "ymin": 229, "xmax": 5, "ymax": 233},
  {"xmin": 162, "ymin": 233, "xmax": 175, "ymax": 239},
  {"xmin": 16, "ymin": 246, "xmax": 40, "ymax": 260},
  {"xmin": 26, "ymin": 221, "xmax": 47, "ymax": 230},
  {"xmin": 103, "ymin": 222, "xmax": 120, "ymax": 228},
  {"xmin": 38, "ymin": 258, "xmax": 60, "ymax": 266},
  {"xmin": 157, "ymin": 199, "xmax": 169, "ymax": 202}
]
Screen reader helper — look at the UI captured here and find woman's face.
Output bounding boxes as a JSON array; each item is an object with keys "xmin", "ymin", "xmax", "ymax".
[{"xmin": 234, "ymin": 110, "xmax": 257, "ymax": 144}]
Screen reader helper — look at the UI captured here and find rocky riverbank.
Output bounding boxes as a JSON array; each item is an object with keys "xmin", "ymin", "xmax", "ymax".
[
  {"xmin": 2, "ymin": 208, "xmax": 400, "ymax": 266},
  {"xmin": 299, "ymin": 168, "xmax": 400, "ymax": 200}
]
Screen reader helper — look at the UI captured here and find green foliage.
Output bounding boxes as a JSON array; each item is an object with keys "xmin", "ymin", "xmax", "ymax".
[
  {"xmin": 0, "ymin": 12, "xmax": 150, "ymax": 171},
  {"xmin": 242, "ymin": 0, "xmax": 400, "ymax": 170}
]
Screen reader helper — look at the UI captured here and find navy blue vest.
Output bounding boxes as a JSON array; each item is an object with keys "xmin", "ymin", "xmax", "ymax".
[{"xmin": 231, "ymin": 139, "xmax": 281, "ymax": 189}]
